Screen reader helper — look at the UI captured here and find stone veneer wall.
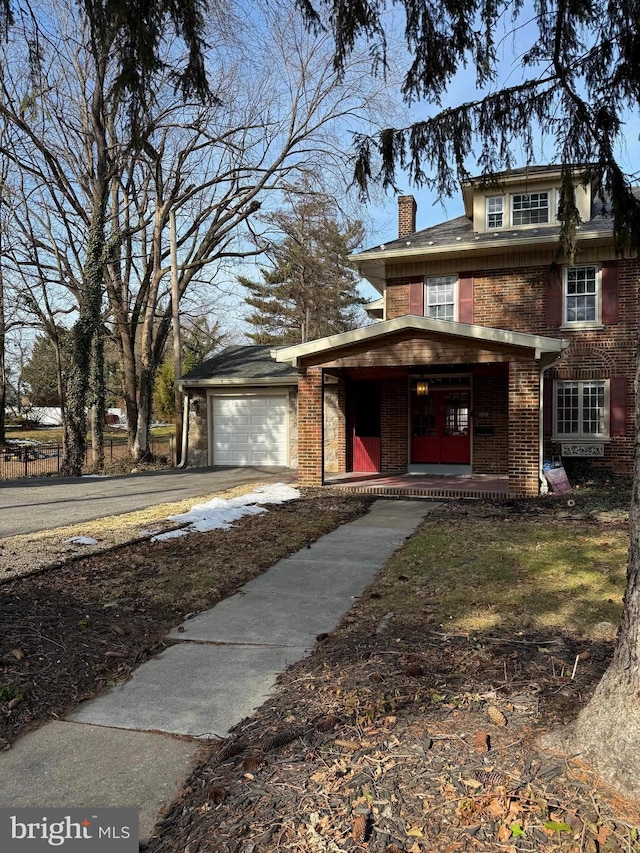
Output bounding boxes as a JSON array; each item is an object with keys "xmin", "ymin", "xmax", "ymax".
[
  {"xmin": 324, "ymin": 382, "xmax": 346, "ymax": 473},
  {"xmin": 287, "ymin": 389, "xmax": 298, "ymax": 468},
  {"xmin": 186, "ymin": 392, "xmax": 208, "ymax": 467}
]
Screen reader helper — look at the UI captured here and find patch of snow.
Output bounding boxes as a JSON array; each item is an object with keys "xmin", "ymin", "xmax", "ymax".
[
  {"xmin": 151, "ymin": 483, "xmax": 300, "ymax": 541},
  {"xmin": 66, "ymin": 536, "xmax": 99, "ymax": 546},
  {"xmin": 150, "ymin": 529, "xmax": 189, "ymax": 542}
]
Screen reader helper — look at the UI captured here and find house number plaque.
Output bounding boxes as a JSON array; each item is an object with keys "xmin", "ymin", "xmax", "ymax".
[{"xmin": 561, "ymin": 443, "xmax": 605, "ymax": 457}]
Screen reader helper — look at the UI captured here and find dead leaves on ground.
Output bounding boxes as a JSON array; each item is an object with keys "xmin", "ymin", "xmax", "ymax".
[{"xmin": 146, "ymin": 625, "xmax": 635, "ymax": 853}]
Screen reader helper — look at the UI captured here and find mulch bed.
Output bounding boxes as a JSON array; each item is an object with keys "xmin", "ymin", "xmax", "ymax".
[
  {"xmin": 146, "ymin": 621, "xmax": 639, "ymax": 853},
  {"xmin": 0, "ymin": 491, "xmax": 374, "ymax": 745}
]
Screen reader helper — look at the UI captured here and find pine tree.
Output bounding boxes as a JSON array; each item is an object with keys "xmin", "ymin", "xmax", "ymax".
[{"xmin": 241, "ymin": 195, "xmax": 366, "ymax": 345}]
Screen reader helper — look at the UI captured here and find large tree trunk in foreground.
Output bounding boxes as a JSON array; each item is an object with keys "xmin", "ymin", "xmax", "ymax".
[
  {"xmin": 569, "ymin": 447, "xmax": 640, "ymax": 799},
  {"xmin": 542, "ymin": 357, "xmax": 640, "ymax": 801}
]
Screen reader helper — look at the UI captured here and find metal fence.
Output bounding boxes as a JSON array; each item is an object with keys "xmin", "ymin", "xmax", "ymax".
[{"xmin": 0, "ymin": 437, "xmax": 173, "ymax": 480}]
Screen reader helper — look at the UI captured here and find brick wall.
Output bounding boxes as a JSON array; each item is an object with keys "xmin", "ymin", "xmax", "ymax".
[
  {"xmin": 386, "ymin": 278, "xmax": 412, "ymax": 318},
  {"xmin": 298, "ymin": 367, "xmax": 324, "ymax": 486},
  {"xmin": 472, "ymin": 367, "xmax": 509, "ymax": 474},
  {"xmin": 398, "ymin": 196, "xmax": 417, "ymax": 238},
  {"xmin": 380, "ymin": 378, "xmax": 409, "ymax": 473},
  {"xmin": 508, "ymin": 361, "xmax": 541, "ymax": 495},
  {"xmin": 384, "ymin": 257, "xmax": 639, "ymax": 476}
]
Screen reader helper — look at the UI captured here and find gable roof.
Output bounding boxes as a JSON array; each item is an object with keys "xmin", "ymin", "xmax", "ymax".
[
  {"xmin": 178, "ymin": 345, "xmax": 298, "ymax": 388},
  {"xmin": 273, "ymin": 316, "xmax": 569, "ymax": 367}
]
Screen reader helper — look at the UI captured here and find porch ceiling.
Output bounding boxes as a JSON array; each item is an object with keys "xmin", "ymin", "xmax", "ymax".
[{"xmin": 273, "ymin": 316, "xmax": 568, "ymax": 370}]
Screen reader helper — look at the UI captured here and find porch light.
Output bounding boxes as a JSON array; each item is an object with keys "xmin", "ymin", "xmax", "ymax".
[{"xmin": 416, "ymin": 378, "xmax": 429, "ymax": 396}]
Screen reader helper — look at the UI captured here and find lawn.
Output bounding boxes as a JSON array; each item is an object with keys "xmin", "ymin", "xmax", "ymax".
[
  {"xmin": 4, "ymin": 425, "xmax": 174, "ymax": 444},
  {"xmin": 144, "ymin": 492, "xmax": 636, "ymax": 853},
  {"xmin": 369, "ymin": 513, "xmax": 627, "ymax": 636}
]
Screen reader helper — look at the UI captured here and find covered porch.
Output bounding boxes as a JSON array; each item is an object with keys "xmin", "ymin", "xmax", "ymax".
[{"xmin": 274, "ymin": 316, "xmax": 568, "ymax": 497}]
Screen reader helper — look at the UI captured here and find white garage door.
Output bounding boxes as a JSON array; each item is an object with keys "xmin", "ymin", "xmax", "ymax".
[{"xmin": 212, "ymin": 396, "xmax": 288, "ymax": 466}]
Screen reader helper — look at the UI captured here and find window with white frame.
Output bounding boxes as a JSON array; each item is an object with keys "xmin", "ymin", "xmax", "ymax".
[
  {"xmin": 425, "ymin": 275, "xmax": 456, "ymax": 320},
  {"xmin": 564, "ymin": 265, "xmax": 599, "ymax": 324},
  {"xmin": 555, "ymin": 380, "xmax": 608, "ymax": 439},
  {"xmin": 511, "ymin": 191, "xmax": 549, "ymax": 225},
  {"xmin": 486, "ymin": 196, "xmax": 503, "ymax": 228}
]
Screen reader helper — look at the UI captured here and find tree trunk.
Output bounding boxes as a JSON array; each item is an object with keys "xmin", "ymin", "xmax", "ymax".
[
  {"xmin": 61, "ymin": 37, "xmax": 110, "ymax": 476},
  {"xmin": 61, "ymin": 211, "xmax": 105, "ymax": 476},
  {"xmin": 0, "ymin": 239, "xmax": 5, "ymax": 445},
  {"xmin": 132, "ymin": 365, "xmax": 153, "ymax": 461},
  {"xmin": 90, "ymin": 329, "xmax": 105, "ymax": 469}
]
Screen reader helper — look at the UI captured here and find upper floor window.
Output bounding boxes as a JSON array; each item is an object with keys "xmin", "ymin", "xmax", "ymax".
[
  {"xmin": 425, "ymin": 275, "xmax": 456, "ymax": 321},
  {"xmin": 565, "ymin": 265, "xmax": 599, "ymax": 325},
  {"xmin": 511, "ymin": 191, "xmax": 549, "ymax": 225},
  {"xmin": 486, "ymin": 196, "xmax": 503, "ymax": 228},
  {"xmin": 555, "ymin": 380, "xmax": 608, "ymax": 439}
]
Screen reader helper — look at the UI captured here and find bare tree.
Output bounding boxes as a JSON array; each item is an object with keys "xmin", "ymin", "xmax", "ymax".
[{"xmin": 0, "ymin": 0, "xmax": 398, "ymax": 463}]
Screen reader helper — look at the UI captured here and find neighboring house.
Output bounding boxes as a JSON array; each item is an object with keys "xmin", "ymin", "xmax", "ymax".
[{"xmin": 180, "ymin": 165, "xmax": 638, "ymax": 496}]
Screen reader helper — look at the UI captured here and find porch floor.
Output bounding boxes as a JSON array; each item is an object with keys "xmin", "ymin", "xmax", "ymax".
[{"xmin": 324, "ymin": 471, "xmax": 509, "ymax": 500}]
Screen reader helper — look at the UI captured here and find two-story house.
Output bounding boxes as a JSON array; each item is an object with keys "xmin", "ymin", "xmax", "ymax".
[{"xmin": 179, "ymin": 165, "xmax": 637, "ymax": 497}]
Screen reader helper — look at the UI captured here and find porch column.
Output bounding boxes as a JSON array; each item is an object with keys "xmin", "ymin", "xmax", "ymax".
[
  {"xmin": 508, "ymin": 360, "xmax": 540, "ymax": 496},
  {"xmin": 298, "ymin": 366, "xmax": 324, "ymax": 486},
  {"xmin": 381, "ymin": 378, "xmax": 409, "ymax": 473}
]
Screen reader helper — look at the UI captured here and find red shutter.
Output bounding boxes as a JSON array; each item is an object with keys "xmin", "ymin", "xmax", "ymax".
[
  {"xmin": 543, "ymin": 376, "xmax": 554, "ymax": 436},
  {"xmin": 601, "ymin": 261, "xmax": 619, "ymax": 324},
  {"xmin": 546, "ymin": 265, "xmax": 563, "ymax": 326},
  {"xmin": 458, "ymin": 273, "xmax": 474, "ymax": 324},
  {"xmin": 610, "ymin": 376, "xmax": 626, "ymax": 435},
  {"xmin": 409, "ymin": 280, "xmax": 424, "ymax": 315}
]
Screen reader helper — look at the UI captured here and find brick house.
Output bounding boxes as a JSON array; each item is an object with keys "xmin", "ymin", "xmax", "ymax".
[{"xmin": 180, "ymin": 165, "xmax": 637, "ymax": 497}]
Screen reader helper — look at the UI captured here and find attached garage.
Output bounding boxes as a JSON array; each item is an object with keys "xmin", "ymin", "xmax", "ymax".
[
  {"xmin": 177, "ymin": 345, "xmax": 299, "ymax": 470},
  {"xmin": 212, "ymin": 395, "xmax": 288, "ymax": 466}
]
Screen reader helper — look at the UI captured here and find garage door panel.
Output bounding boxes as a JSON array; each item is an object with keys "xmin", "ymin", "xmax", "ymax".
[{"xmin": 213, "ymin": 396, "xmax": 288, "ymax": 466}]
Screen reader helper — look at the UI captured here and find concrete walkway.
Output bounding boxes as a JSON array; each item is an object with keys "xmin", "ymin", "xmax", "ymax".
[{"xmin": 0, "ymin": 499, "xmax": 434, "ymax": 843}]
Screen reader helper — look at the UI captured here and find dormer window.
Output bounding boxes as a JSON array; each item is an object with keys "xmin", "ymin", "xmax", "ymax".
[
  {"xmin": 486, "ymin": 196, "xmax": 503, "ymax": 228},
  {"xmin": 511, "ymin": 191, "xmax": 549, "ymax": 225}
]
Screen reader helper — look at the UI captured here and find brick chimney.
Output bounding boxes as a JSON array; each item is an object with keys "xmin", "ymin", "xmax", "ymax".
[{"xmin": 398, "ymin": 195, "xmax": 417, "ymax": 238}]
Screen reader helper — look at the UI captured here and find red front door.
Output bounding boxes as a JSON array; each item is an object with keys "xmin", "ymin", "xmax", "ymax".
[
  {"xmin": 411, "ymin": 389, "xmax": 471, "ymax": 464},
  {"xmin": 351, "ymin": 382, "xmax": 381, "ymax": 472}
]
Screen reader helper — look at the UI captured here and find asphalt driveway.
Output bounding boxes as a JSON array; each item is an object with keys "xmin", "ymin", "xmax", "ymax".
[{"xmin": 0, "ymin": 467, "xmax": 296, "ymax": 538}]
